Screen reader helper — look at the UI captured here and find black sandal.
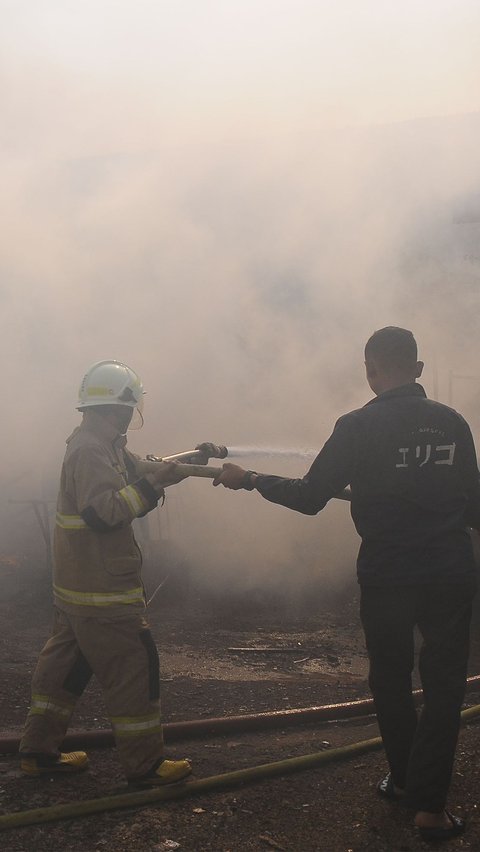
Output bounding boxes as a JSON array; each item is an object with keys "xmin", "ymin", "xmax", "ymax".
[{"xmin": 416, "ymin": 810, "xmax": 465, "ymax": 842}]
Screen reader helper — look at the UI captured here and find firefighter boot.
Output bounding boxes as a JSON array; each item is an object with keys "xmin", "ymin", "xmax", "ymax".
[
  {"xmin": 20, "ymin": 751, "xmax": 89, "ymax": 776},
  {"xmin": 129, "ymin": 757, "xmax": 192, "ymax": 787}
]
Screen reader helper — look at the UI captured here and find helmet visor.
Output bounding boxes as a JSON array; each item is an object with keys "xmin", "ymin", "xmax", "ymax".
[{"xmin": 128, "ymin": 393, "xmax": 145, "ymax": 431}]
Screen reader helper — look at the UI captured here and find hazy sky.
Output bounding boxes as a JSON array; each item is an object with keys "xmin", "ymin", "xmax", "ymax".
[
  {"xmin": 2, "ymin": 0, "xmax": 480, "ymax": 157},
  {"xmin": 1, "ymin": 1, "xmax": 479, "ymax": 594}
]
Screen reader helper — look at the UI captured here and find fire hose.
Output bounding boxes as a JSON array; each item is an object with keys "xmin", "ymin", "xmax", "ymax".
[
  {"xmin": 147, "ymin": 443, "xmax": 228, "ymax": 466},
  {"xmin": 0, "ymin": 735, "xmax": 391, "ymax": 831},
  {"xmin": 2, "ymin": 704, "xmax": 480, "ymax": 831},
  {"xmin": 1, "ymin": 676, "xmax": 480, "ymax": 754},
  {"xmin": 169, "ymin": 462, "xmax": 352, "ymax": 503},
  {"xmin": 149, "ymin": 443, "xmax": 352, "ymax": 501}
]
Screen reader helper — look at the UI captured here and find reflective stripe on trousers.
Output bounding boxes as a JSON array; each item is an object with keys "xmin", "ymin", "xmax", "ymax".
[
  {"xmin": 111, "ymin": 712, "xmax": 162, "ymax": 737},
  {"xmin": 53, "ymin": 583, "xmax": 144, "ymax": 607},
  {"xmin": 29, "ymin": 693, "xmax": 74, "ymax": 719}
]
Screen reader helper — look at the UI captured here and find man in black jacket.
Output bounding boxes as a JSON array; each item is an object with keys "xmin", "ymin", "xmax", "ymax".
[{"xmin": 213, "ymin": 326, "xmax": 480, "ymax": 841}]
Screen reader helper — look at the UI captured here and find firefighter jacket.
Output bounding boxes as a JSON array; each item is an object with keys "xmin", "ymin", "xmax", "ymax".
[
  {"xmin": 253, "ymin": 383, "xmax": 480, "ymax": 586},
  {"xmin": 53, "ymin": 411, "xmax": 162, "ymax": 617}
]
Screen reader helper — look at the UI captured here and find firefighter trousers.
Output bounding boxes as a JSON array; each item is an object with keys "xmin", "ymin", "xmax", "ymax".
[{"xmin": 19, "ymin": 607, "xmax": 164, "ymax": 779}]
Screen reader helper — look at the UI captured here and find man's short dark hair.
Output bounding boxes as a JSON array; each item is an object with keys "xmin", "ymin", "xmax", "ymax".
[{"xmin": 365, "ymin": 327, "xmax": 418, "ymax": 371}]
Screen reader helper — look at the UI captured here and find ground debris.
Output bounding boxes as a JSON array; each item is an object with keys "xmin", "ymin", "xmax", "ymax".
[
  {"xmin": 228, "ymin": 647, "xmax": 308, "ymax": 654},
  {"xmin": 258, "ymin": 833, "xmax": 287, "ymax": 850}
]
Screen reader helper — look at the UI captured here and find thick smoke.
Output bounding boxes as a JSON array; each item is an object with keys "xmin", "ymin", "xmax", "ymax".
[{"xmin": 1, "ymin": 3, "xmax": 479, "ymax": 601}]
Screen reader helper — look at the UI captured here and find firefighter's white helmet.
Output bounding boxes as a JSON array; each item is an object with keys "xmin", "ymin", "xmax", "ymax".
[{"xmin": 77, "ymin": 360, "xmax": 144, "ymax": 428}]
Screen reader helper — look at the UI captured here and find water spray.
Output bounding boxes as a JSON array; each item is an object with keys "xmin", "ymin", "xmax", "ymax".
[{"xmin": 227, "ymin": 446, "xmax": 318, "ymax": 461}]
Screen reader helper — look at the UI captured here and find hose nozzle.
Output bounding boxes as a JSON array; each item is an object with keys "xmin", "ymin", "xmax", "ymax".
[
  {"xmin": 148, "ymin": 443, "xmax": 229, "ymax": 465},
  {"xmin": 195, "ymin": 442, "xmax": 228, "ymax": 460}
]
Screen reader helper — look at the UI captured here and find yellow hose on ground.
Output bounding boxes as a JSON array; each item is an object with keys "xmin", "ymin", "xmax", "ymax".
[
  {"xmin": 2, "ymin": 703, "xmax": 480, "ymax": 832},
  {"xmin": 0, "ymin": 736, "xmax": 383, "ymax": 831}
]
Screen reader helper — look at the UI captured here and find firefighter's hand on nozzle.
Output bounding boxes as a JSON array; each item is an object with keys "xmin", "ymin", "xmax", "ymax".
[{"xmin": 213, "ymin": 462, "xmax": 248, "ymax": 489}]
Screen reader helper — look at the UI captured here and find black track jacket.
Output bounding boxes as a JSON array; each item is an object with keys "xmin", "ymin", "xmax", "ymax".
[{"xmin": 254, "ymin": 383, "xmax": 480, "ymax": 585}]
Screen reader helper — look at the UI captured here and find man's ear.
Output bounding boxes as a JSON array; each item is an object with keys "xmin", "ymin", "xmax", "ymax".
[{"xmin": 415, "ymin": 361, "xmax": 424, "ymax": 379}]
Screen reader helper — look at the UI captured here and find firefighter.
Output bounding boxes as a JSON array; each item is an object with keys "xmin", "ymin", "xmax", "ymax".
[
  {"xmin": 19, "ymin": 360, "xmax": 192, "ymax": 787},
  {"xmin": 213, "ymin": 327, "xmax": 480, "ymax": 842}
]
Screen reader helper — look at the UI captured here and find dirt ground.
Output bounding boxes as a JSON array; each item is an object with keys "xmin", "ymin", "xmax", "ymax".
[{"xmin": 1, "ymin": 581, "xmax": 480, "ymax": 852}]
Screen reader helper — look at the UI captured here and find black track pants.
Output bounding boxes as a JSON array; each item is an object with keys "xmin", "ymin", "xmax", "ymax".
[{"xmin": 360, "ymin": 581, "xmax": 476, "ymax": 813}]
